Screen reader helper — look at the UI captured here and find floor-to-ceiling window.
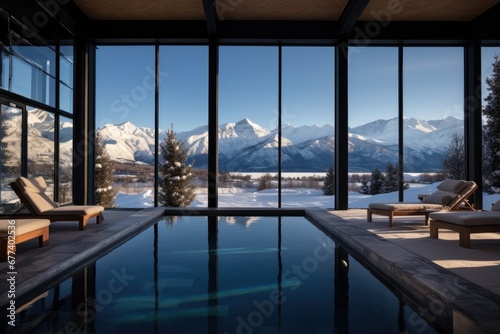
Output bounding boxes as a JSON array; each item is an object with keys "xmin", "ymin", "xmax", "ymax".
[
  {"xmin": 57, "ymin": 27, "xmax": 74, "ymax": 203},
  {"xmin": 403, "ymin": 47, "xmax": 464, "ymax": 199},
  {"xmin": 281, "ymin": 46, "xmax": 335, "ymax": 208},
  {"xmin": 218, "ymin": 46, "xmax": 279, "ymax": 207},
  {"xmin": 0, "ymin": 3, "xmax": 75, "ymax": 210},
  {"xmin": 348, "ymin": 47, "xmax": 398, "ymax": 208},
  {"xmin": 159, "ymin": 45, "xmax": 208, "ymax": 207},
  {"xmin": 91, "ymin": 43, "xmax": 470, "ymax": 209},
  {"xmin": 96, "ymin": 46, "xmax": 156, "ymax": 208}
]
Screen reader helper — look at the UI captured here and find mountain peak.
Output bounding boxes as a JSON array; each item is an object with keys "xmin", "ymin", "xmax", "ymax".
[{"xmin": 236, "ymin": 118, "xmax": 255, "ymax": 126}]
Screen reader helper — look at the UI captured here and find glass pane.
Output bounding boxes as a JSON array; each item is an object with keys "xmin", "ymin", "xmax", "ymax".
[
  {"xmin": 1, "ymin": 47, "xmax": 7, "ymax": 89},
  {"xmin": 96, "ymin": 45, "xmax": 155, "ymax": 208},
  {"xmin": 59, "ymin": 116, "xmax": 73, "ymax": 204},
  {"xmin": 27, "ymin": 106, "xmax": 55, "ymax": 200},
  {"xmin": 59, "ymin": 82, "xmax": 72, "ymax": 113},
  {"xmin": 481, "ymin": 46, "xmax": 500, "ymax": 207},
  {"xmin": 159, "ymin": 45, "xmax": 208, "ymax": 208},
  {"xmin": 60, "ymin": 34, "xmax": 74, "ymax": 88},
  {"xmin": 219, "ymin": 46, "xmax": 279, "ymax": 207},
  {"xmin": 12, "ymin": 55, "xmax": 56, "ymax": 107},
  {"xmin": 10, "ymin": 29, "xmax": 56, "ymax": 77},
  {"xmin": 59, "ymin": 39, "xmax": 74, "ymax": 113},
  {"xmin": 60, "ymin": 55, "xmax": 73, "ymax": 87},
  {"xmin": 403, "ymin": 47, "xmax": 464, "ymax": 199},
  {"xmin": 0, "ymin": 103, "xmax": 22, "ymax": 214},
  {"xmin": 348, "ymin": 47, "xmax": 399, "ymax": 207},
  {"xmin": 0, "ymin": 11, "xmax": 8, "ymax": 90},
  {"xmin": 281, "ymin": 46, "xmax": 335, "ymax": 208}
]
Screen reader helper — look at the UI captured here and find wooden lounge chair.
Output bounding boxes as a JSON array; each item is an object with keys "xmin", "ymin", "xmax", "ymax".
[
  {"xmin": 0, "ymin": 218, "xmax": 50, "ymax": 261},
  {"xmin": 429, "ymin": 202, "xmax": 500, "ymax": 248},
  {"xmin": 9, "ymin": 176, "xmax": 104, "ymax": 231},
  {"xmin": 367, "ymin": 179, "xmax": 478, "ymax": 228}
]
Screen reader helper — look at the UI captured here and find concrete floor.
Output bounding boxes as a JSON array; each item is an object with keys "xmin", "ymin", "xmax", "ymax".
[{"xmin": 2, "ymin": 208, "xmax": 500, "ymax": 333}]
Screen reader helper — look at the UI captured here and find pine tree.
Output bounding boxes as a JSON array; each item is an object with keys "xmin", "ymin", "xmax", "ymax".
[
  {"xmin": 159, "ymin": 124, "xmax": 196, "ymax": 207},
  {"xmin": 95, "ymin": 134, "xmax": 117, "ymax": 207},
  {"xmin": 257, "ymin": 173, "xmax": 273, "ymax": 191},
  {"xmin": 322, "ymin": 165, "xmax": 335, "ymax": 195},
  {"xmin": 383, "ymin": 162, "xmax": 399, "ymax": 193},
  {"xmin": 483, "ymin": 54, "xmax": 500, "ymax": 193},
  {"xmin": 369, "ymin": 168, "xmax": 385, "ymax": 195},
  {"xmin": 442, "ymin": 132, "xmax": 465, "ymax": 180},
  {"xmin": 359, "ymin": 180, "xmax": 370, "ymax": 194}
]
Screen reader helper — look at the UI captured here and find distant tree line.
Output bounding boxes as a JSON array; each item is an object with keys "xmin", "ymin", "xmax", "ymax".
[{"xmin": 358, "ymin": 162, "xmax": 409, "ymax": 195}]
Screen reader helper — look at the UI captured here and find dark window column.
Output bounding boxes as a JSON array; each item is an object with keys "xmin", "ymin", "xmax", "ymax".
[
  {"xmin": 335, "ymin": 40, "xmax": 348, "ymax": 210},
  {"xmin": 465, "ymin": 40, "xmax": 483, "ymax": 209},
  {"xmin": 208, "ymin": 39, "xmax": 219, "ymax": 208},
  {"xmin": 73, "ymin": 36, "xmax": 93, "ymax": 205}
]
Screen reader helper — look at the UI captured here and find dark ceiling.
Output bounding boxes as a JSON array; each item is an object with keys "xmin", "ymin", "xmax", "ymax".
[{"xmin": 65, "ymin": 0, "xmax": 500, "ymax": 43}]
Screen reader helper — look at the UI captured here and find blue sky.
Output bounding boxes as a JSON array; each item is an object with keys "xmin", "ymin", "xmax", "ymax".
[{"xmin": 96, "ymin": 45, "xmax": 500, "ymax": 131}]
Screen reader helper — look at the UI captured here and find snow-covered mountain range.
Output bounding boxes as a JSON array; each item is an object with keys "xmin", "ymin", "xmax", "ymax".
[
  {"xmin": 2, "ymin": 109, "xmax": 464, "ymax": 172},
  {"xmin": 97, "ymin": 115, "xmax": 463, "ymax": 172}
]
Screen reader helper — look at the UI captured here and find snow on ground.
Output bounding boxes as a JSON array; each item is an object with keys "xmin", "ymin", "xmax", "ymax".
[{"xmin": 115, "ymin": 182, "xmax": 500, "ymax": 209}]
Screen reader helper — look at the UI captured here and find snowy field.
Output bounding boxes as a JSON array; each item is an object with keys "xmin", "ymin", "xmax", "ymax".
[{"xmin": 115, "ymin": 182, "xmax": 500, "ymax": 209}]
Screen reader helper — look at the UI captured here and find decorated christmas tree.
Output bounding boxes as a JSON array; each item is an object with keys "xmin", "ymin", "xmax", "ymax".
[
  {"xmin": 95, "ymin": 134, "xmax": 117, "ymax": 207},
  {"xmin": 159, "ymin": 124, "xmax": 196, "ymax": 207}
]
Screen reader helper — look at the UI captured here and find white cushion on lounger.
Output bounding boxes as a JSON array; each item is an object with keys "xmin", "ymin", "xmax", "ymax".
[
  {"xmin": 422, "ymin": 190, "xmax": 455, "ymax": 205},
  {"xmin": 429, "ymin": 211, "xmax": 500, "ymax": 226},
  {"xmin": 368, "ymin": 202, "xmax": 444, "ymax": 211},
  {"xmin": 436, "ymin": 179, "xmax": 466, "ymax": 193}
]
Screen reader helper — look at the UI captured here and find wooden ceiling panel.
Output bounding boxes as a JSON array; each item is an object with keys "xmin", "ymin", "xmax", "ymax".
[
  {"xmin": 216, "ymin": 0, "xmax": 348, "ymax": 20},
  {"xmin": 359, "ymin": 0, "xmax": 500, "ymax": 21},
  {"xmin": 73, "ymin": 0, "xmax": 206, "ymax": 20},
  {"xmin": 72, "ymin": 0, "xmax": 500, "ymax": 23}
]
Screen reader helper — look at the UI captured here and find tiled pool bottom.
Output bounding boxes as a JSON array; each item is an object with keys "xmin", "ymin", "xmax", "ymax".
[{"xmin": 5, "ymin": 215, "xmax": 440, "ymax": 334}]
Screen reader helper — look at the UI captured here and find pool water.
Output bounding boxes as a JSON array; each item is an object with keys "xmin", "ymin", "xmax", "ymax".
[{"xmin": 6, "ymin": 216, "xmax": 439, "ymax": 333}]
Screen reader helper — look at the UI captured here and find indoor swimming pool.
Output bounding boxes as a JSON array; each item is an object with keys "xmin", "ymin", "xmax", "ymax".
[{"xmin": 5, "ymin": 215, "xmax": 440, "ymax": 333}]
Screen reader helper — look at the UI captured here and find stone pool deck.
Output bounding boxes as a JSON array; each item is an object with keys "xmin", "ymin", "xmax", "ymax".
[{"xmin": 1, "ymin": 208, "xmax": 500, "ymax": 333}]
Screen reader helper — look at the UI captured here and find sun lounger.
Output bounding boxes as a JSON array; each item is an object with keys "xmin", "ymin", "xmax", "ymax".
[
  {"xmin": 1, "ymin": 218, "xmax": 50, "ymax": 261},
  {"xmin": 367, "ymin": 179, "xmax": 478, "ymax": 228},
  {"xmin": 429, "ymin": 202, "xmax": 500, "ymax": 248},
  {"xmin": 9, "ymin": 176, "xmax": 104, "ymax": 231}
]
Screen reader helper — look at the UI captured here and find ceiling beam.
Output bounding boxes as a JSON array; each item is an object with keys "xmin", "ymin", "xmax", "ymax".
[
  {"xmin": 88, "ymin": 21, "xmax": 209, "ymax": 43},
  {"xmin": 202, "ymin": 0, "xmax": 218, "ymax": 38},
  {"xmin": 86, "ymin": 20, "xmax": 498, "ymax": 44},
  {"xmin": 337, "ymin": 0, "xmax": 370, "ymax": 37},
  {"xmin": 349, "ymin": 21, "xmax": 474, "ymax": 44}
]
